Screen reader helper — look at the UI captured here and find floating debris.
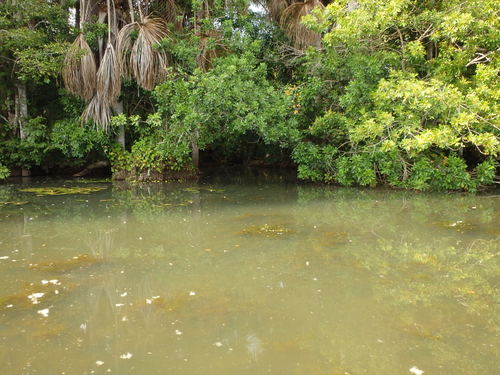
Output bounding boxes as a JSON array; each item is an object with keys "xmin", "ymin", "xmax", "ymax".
[
  {"xmin": 241, "ymin": 224, "xmax": 294, "ymax": 236},
  {"xmin": 41, "ymin": 279, "xmax": 60, "ymax": 285},
  {"xmin": 120, "ymin": 352, "xmax": 133, "ymax": 359},
  {"xmin": 146, "ymin": 296, "xmax": 161, "ymax": 304},
  {"xmin": 37, "ymin": 308, "xmax": 49, "ymax": 317},
  {"xmin": 19, "ymin": 187, "xmax": 106, "ymax": 196},
  {"xmin": 409, "ymin": 366, "xmax": 424, "ymax": 375},
  {"xmin": 27, "ymin": 292, "xmax": 45, "ymax": 304}
]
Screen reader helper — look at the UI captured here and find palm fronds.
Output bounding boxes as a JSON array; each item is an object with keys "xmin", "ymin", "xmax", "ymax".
[
  {"xmin": 62, "ymin": 34, "xmax": 97, "ymax": 100},
  {"xmin": 116, "ymin": 21, "xmax": 138, "ymax": 80},
  {"xmin": 280, "ymin": 0, "xmax": 324, "ymax": 50},
  {"xmin": 97, "ymin": 42, "xmax": 121, "ymax": 104},
  {"xmin": 147, "ymin": 0, "xmax": 181, "ymax": 27},
  {"xmin": 267, "ymin": 0, "xmax": 291, "ymax": 23},
  {"xmin": 117, "ymin": 17, "xmax": 169, "ymax": 90},
  {"xmin": 82, "ymin": 95, "xmax": 112, "ymax": 130}
]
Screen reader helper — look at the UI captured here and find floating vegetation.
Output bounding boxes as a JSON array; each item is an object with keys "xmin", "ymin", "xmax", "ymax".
[
  {"xmin": 29, "ymin": 254, "xmax": 101, "ymax": 273},
  {"xmin": 412, "ymin": 253, "xmax": 440, "ymax": 265},
  {"xmin": 183, "ymin": 187, "xmax": 224, "ymax": 193},
  {"xmin": 0, "ymin": 201, "xmax": 29, "ymax": 206},
  {"xmin": 67, "ymin": 178, "xmax": 111, "ymax": 183},
  {"xmin": 433, "ymin": 220, "xmax": 477, "ymax": 232},
  {"xmin": 19, "ymin": 187, "xmax": 106, "ymax": 196},
  {"xmin": 241, "ymin": 223, "xmax": 295, "ymax": 236},
  {"xmin": 183, "ymin": 187, "xmax": 200, "ymax": 193}
]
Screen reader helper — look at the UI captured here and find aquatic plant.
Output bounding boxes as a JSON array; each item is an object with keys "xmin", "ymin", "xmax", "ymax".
[{"xmin": 19, "ymin": 187, "xmax": 107, "ymax": 196}]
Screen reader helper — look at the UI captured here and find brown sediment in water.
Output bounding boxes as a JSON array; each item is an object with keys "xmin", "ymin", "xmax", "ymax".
[
  {"xmin": 400, "ymin": 322, "xmax": 443, "ymax": 341},
  {"xmin": 30, "ymin": 321, "xmax": 68, "ymax": 339},
  {"xmin": 29, "ymin": 254, "xmax": 101, "ymax": 273},
  {"xmin": 0, "ymin": 278, "xmax": 78, "ymax": 312}
]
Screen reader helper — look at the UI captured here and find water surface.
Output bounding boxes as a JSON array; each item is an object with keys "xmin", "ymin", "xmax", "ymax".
[{"xmin": 0, "ymin": 176, "xmax": 498, "ymax": 374}]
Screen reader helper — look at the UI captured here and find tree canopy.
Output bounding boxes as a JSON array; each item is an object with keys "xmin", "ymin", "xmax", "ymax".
[{"xmin": 0, "ymin": 0, "xmax": 498, "ymax": 190}]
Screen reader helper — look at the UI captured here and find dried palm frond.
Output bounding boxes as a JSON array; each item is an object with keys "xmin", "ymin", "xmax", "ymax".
[
  {"xmin": 146, "ymin": 0, "xmax": 181, "ymax": 27},
  {"xmin": 116, "ymin": 21, "xmax": 138, "ymax": 80},
  {"xmin": 281, "ymin": 0, "xmax": 324, "ymax": 50},
  {"xmin": 62, "ymin": 34, "xmax": 97, "ymax": 100},
  {"xmin": 96, "ymin": 42, "xmax": 121, "ymax": 105},
  {"xmin": 117, "ymin": 17, "xmax": 169, "ymax": 90},
  {"xmin": 267, "ymin": 0, "xmax": 291, "ymax": 23},
  {"xmin": 82, "ymin": 95, "xmax": 112, "ymax": 131}
]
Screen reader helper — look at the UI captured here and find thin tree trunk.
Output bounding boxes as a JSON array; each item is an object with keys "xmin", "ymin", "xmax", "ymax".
[
  {"xmin": 191, "ymin": 129, "xmax": 199, "ymax": 169},
  {"xmin": 15, "ymin": 82, "xmax": 30, "ymax": 177},
  {"xmin": 112, "ymin": 101, "xmax": 125, "ymax": 149},
  {"xmin": 15, "ymin": 82, "xmax": 28, "ymax": 139},
  {"xmin": 75, "ymin": 0, "xmax": 81, "ymax": 29},
  {"xmin": 98, "ymin": 9, "xmax": 107, "ymax": 61}
]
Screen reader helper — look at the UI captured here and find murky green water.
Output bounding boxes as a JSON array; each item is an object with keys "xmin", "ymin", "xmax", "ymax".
[{"xmin": 0, "ymin": 175, "xmax": 498, "ymax": 374}]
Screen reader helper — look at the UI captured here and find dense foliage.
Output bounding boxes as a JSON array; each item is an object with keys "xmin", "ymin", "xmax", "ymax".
[{"xmin": 0, "ymin": 0, "xmax": 498, "ymax": 190}]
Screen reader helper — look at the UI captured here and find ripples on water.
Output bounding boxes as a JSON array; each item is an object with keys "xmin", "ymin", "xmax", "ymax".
[{"xmin": 0, "ymin": 175, "xmax": 498, "ymax": 374}]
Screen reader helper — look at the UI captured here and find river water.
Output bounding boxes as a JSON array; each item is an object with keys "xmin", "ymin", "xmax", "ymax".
[{"xmin": 0, "ymin": 175, "xmax": 498, "ymax": 374}]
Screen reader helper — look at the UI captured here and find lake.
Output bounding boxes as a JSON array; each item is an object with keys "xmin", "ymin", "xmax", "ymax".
[{"xmin": 0, "ymin": 174, "xmax": 498, "ymax": 374}]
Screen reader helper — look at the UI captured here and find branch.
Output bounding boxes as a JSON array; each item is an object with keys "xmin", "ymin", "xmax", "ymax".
[{"xmin": 466, "ymin": 48, "xmax": 499, "ymax": 67}]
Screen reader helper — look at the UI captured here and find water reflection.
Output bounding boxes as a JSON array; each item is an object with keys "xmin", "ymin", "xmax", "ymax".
[{"xmin": 0, "ymin": 178, "xmax": 498, "ymax": 374}]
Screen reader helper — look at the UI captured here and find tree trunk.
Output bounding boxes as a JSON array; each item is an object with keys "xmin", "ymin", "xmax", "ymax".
[
  {"xmin": 112, "ymin": 101, "xmax": 125, "ymax": 149},
  {"xmin": 75, "ymin": 0, "xmax": 81, "ymax": 29},
  {"xmin": 15, "ymin": 82, "xmax": 28, "ymax": 139},
  {"xmin": 14, "ymin": 82, "xmax": 30, "ymax": 177},
  {"xmin": 191, "ymin": 129, "xmax": 199, "ymax": 169},
  {"xmin": 98, "ymin": 9, "xmax": 107, "ymax": 61}
]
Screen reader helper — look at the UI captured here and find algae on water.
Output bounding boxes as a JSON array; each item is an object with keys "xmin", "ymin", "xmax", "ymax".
[{"xmin": 19, "ymin": 187, "xmax": 106, "ymax": 196}]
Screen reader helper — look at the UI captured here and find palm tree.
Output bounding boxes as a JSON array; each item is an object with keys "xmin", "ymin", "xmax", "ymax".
[
  {"xmin": 62, "ymin": 0, "xmax": 99, "ymax": 100},
  {"xmin": 62, "ymin": 0, "xmax": 326, "ymax": 130},
  {"xmin": 63, "ymin": 0, "xmax": 174, "ymax": 129},
  {"xmin": 262, "ymin": 0, "xmax": 325, "ymax": 50}
]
